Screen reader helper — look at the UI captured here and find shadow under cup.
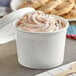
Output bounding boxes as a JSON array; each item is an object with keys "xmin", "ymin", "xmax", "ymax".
[{"xmin": 13, "ymin": 15, "xmax": 69, "ymax": 69}]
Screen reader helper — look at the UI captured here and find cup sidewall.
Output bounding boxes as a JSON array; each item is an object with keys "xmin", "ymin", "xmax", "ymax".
[{"xmin": 13, "ymin": 16, "xmax": 69, "ymax": 69}]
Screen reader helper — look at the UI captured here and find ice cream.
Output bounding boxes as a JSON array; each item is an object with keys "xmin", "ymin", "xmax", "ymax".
[{"xmin": 16, "ymin": 11, "xmax": 65, "ymax": 32}]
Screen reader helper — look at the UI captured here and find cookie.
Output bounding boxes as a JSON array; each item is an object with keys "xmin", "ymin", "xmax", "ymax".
[
  {"xmin": 31, "ymin": 0, "xmax": 49, "ymax": 4},
  {"xmin": 50, "ymin": 0, "xmax": 75, "ymax": 16},
  {"xmin": 61, "ymin": 0, "xmax": 76, "ymax": 19},
  {"xmin": 18, "ymin": 0, "xmax": 49, "ymax": 9},
  {"xmin": 38, "ymin": 0, "xmax": 62, "ymax": 13},
  {"xmin": 55, "ymin": 63, "xmax": 76, "ymax": 76}
]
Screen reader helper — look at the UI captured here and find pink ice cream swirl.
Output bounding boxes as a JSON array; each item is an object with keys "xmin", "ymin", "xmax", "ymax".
[{"xmin": 17, "ymin": 11, "xmax": 63, "ymax": 32}]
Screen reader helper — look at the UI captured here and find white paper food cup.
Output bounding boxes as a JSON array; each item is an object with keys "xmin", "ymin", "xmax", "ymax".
[{"xmin": 13, "ymin": 15, "xmax": 69, "ymax": 69}]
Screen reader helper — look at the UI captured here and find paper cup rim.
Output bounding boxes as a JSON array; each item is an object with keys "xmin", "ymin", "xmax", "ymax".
[{"xmin": 13, "ymin": 15, "xmax": 69, "ymax": 34}]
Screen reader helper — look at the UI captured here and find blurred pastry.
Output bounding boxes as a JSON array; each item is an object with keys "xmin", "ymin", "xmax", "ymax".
[
  {"xmin": 49, "ymin": 0, "xmax": 75, "ymax": 15},
  {"xmin": 38, "ymin": 0, "xmax": 62, "ymax": 13},
  {"xmin": 18, "ymin": 0, "xmax": 49, "ymax": 9},
  {"xmin": 17, "ymin": 0, "xmax": 76, "ymax": 20},
  {"xmin": 61, "ymin": 0, "xmax": 76, "ymax": 19}
]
